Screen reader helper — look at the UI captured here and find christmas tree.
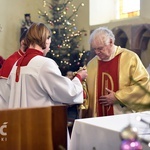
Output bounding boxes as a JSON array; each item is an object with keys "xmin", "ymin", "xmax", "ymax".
[{"xmin": 38, "ymin": 0, "xmax": 88, "ymax": 75}]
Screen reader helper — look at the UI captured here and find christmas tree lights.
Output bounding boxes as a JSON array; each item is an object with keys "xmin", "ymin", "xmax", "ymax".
[{"xmin": 38, "ymin": 0, "xmax": 88, "ymax": 75}]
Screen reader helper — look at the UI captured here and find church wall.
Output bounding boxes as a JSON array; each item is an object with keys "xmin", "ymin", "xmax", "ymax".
[
  {"xmin": 0, "ymin": 0, "xmax": 89, "ymax": 59},
  {"xmin": 89, "ymin": 0, "xmax": 150, "ymax": 68},
  {"xmin": 0, "ymin": 0, "xmax": 44, "ymax": 58},
  {"xmin": 0, "ymin": 0, "xmax": 150, "ymax": 61}
]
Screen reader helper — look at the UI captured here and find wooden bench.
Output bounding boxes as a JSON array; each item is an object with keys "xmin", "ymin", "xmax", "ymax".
[{"xmin": 0, "ymin": 105, "xmax": 67, "ymax": 150}]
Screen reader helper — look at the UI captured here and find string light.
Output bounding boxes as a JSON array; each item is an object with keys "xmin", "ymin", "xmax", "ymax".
[
  {"xmin": 39, "ymin": 0, "xmax": 87, "ymax": 75},
  {"xmin": 43, "ymin": 0, "xmax": 46, "ymax": 7},
  {"xmin": 81, "ymin": 3, "xmax": 84, "ymax": 6}
]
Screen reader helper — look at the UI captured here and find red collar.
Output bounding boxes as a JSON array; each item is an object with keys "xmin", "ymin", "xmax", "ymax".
[
  {"xmin": 17, "ymin": 49, "xmax": 25, "ymax": 56},
  {"xmin": 15, "ymin": 48, "xmax": 43, "ymax": 82}
]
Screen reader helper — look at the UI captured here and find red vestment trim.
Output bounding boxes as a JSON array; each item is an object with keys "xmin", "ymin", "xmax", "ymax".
[
  {"xmin": 15, "ymin": 48, "xmax": 43, "ymax": 82},
  {"xmin": 0, "ymin": 49, "xmax": 25, "ymax": 78},
  {"xmin": 97, "ymin": 54, "xmax": 121, "ymax": 116}
]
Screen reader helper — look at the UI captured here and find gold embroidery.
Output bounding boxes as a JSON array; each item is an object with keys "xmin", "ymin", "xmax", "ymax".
[{"xmin": 102, "ymin": 72, "xmax": 114, "ymax": 95}]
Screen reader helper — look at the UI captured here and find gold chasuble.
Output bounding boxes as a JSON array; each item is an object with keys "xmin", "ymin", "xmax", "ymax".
[
  {"xmin": 87, "ymin": 46, "xmax": 150, "ymax": 118},
  {"xmin": 97, "ymin": 54, "xmax": 121, "ymax": 116}
]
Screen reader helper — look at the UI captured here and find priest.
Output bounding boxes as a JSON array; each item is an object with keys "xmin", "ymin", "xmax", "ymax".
[{"xmin": 85, "ymin": 27, "xmax": 150, "ymax": 117}]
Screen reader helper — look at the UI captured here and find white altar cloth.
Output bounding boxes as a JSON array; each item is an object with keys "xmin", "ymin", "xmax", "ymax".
[{"xmin": 69, "ymin": 111, "xmax": 150, "ymax": 150}]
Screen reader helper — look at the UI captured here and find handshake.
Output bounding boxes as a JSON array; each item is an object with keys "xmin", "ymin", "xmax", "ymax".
[{"xmin": 74, "ymin": 66, "xmax": 88, "ymax": 81}]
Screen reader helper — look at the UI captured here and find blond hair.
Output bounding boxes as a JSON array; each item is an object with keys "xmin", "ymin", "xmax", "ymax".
[{"xmin": 24, "ymin": 23, "xmax": 51, "ymax": 49}]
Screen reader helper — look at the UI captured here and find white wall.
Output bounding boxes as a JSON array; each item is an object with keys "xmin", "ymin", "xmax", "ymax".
[
  {"xmin": 89, "ymin": 0, "xmax": 116, "ymax": 25},
  {"xmin": 90, "ymin": 0, "xmax": 150, "ymax": 31},
  {"xmin": 140, "ymin": 0, "xmax": 150, "ymax": 19}
]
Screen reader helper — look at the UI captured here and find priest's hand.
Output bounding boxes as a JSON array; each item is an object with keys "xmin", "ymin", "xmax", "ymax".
[
  {"xmin": 77, "ymin": 69, "xmax": 88, "ymax": 81},
  {"xmin": 74, "ymin": 66, "xmax": 88, "ymax": 81},
  {"xmin": 99, "ymin": 88, "xmax": 117, "ymax": 106}
]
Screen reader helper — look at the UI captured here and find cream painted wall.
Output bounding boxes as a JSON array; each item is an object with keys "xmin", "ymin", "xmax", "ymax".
[
  {"xmin": 74, "ymin": 0, "xmax": 90, "ymax": 51},
  {"xmin": 0, "ymin": 0, "xmax": 89, "ymax": 58},
  {"xmin": 0, "ymin": 0, "xmax": 45, "ymax": 58}
]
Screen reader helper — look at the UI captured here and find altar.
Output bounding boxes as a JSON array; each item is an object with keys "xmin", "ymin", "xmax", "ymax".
[{"xmin": 69, "ymin": 111, "xmax": 150, "ymax": 150}]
